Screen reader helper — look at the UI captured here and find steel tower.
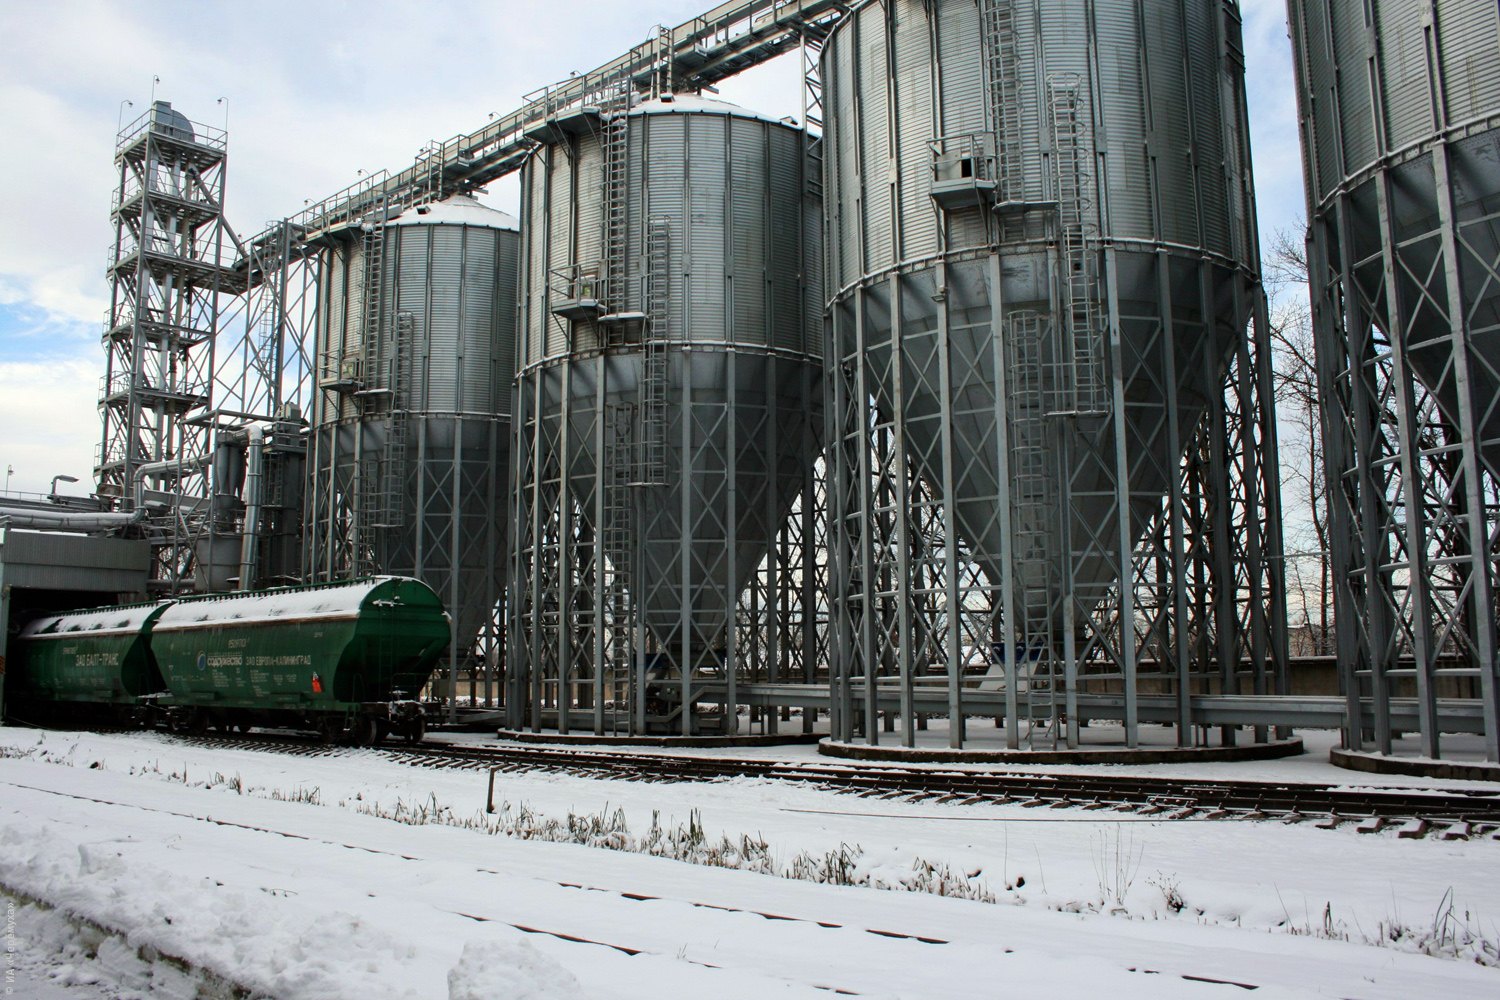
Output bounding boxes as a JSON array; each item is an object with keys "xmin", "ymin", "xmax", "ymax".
[{"xmin": 98, "ymin": 101, "xmax": 234, "ymax": 592}]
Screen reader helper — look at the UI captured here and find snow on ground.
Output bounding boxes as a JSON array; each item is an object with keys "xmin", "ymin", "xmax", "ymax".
[{"xmin": 0, "ymin": 725, "xmax": 1496, "ymax": 998}]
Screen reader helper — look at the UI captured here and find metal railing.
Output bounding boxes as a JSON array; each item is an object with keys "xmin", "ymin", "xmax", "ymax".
[{"xmin": 929, "ymin": 131, "xmax": 999, "ymax": 187}]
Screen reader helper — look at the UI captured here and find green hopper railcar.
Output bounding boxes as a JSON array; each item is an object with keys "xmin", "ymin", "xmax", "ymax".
[
  {"xmin": 9, "ymin": 602, "xmax": 169, "ymax": 723},
  {"xmin": 148, "ymin": 577, "xmax": 450, "ymax": 743}
]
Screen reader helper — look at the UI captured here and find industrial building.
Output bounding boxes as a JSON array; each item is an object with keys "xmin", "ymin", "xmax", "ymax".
[{"xmin": 1, "ymin": 0, "xmax": 1496, "ymax": 771}]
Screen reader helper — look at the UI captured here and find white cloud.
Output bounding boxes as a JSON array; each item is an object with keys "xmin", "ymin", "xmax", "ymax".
[{"xmin": 0, "ymin": 354, "xmax": 101, "ymax": 496}]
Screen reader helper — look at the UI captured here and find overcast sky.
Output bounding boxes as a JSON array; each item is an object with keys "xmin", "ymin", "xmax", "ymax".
[{"xmin": 0, "ymin": 0, "xmax": 1304, "ymax": 497}]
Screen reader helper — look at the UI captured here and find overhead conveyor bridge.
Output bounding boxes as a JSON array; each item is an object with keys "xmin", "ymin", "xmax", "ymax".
[{"xmin": 229, "ymin": 0, "xmax": 849, "ymax": 286}]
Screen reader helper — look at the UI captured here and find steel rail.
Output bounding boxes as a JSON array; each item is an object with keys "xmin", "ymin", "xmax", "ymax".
[{"xmin": 159, "ymin": 731, "xmax": 1500, "ymax": 836}]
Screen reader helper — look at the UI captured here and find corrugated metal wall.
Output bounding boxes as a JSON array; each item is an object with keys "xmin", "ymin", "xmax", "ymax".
[
  {"xmin": 1293, "ymin": 0, "xmax": 1500, "ymax": 208},
  {"xmin": 822, "ymin": 0, "xmax": 1251, "ymax": 294},
  {"xmin": 519, "ymin": 103, "xmax": 820, "ymax": 369}
]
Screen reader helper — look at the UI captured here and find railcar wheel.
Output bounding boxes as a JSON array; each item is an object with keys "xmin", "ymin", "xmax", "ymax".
[
  {"xmin": 316, "ymin": 719, "xmax": 338, "ymax": 746},
  {"xmin": 350, "ymin": 717, "xmax": 378, "ymax": 748},
  {"xmin": 374, "ymin": 720, "xmax": 391, "ymax": 743},
  {"xmin": 187, "ymin": 710, "xmax": 209, "ymax": 737},
  {"xmin": 404, "ymin": 716, "xmax": 426, "ymax": 745}
]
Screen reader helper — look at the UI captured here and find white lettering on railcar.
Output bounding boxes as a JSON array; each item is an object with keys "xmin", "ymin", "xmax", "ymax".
[{"xmin": 246, "ymin": 654, "xmax": 313, "ymax": 667}]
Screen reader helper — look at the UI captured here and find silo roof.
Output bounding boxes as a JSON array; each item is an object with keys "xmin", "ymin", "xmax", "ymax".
[
  {"xmin": 629, "ymin": 93, "xmax": 788, "ymax": 126},
  {"xmin": 388, "ymin": 193, "xmax": 519, "ymax": 231}
]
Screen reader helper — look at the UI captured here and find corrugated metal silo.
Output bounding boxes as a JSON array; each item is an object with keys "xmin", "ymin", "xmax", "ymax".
[
  {"xmin": 308, "ymin": 194, "xmax": 519, "ymax": 706},
  {"xmin": 1288, "ymin": 0, "xmax": 1500, "ymax": 761},
  {"xmin": 825, "ymin": 0, "xmax": 1283, "ymax": 749},
  {"xmin": 509, "ymin": 93, "xmax": 822, "ymax": 735}
]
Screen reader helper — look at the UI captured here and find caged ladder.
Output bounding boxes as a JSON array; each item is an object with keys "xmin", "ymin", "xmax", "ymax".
[
  {"xmin": 981, "ymin": 0, "xmax": 1025, "ymax": 209},
  {"xmin": 1005, "ymin": 309, "xmax": 1060, "ymax": 746},
  {"xmin": 1048, "ymin": 75, "xmax": 1107, "ymax": 417}
]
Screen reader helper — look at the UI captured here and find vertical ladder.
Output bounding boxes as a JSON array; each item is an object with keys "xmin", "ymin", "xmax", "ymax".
[
  {"xmin": 354, "ymin": 213, "xmax": 390, "ymax": 576},
  {"xmin": 359, "ymin": 213, "xmax": 388, "ymax": 391},
  {"xmin": 600, "ymin": 85, "xmax": 631, "ymax": 333},
  {"xmin": 652, "ymin": 27, "xmax": 673, "ymax": 100},
  {"xmin": 982, "ymin": 0, "xmax": 1023, "ymax": 206},
  {"xmin": 634, "ymin": 216, "xmax": 671, "ymax": 487},
  {"xmin": 1006, "ymin": 310, "xmax": 1057, "ymax": 746},
  {"xmin": 375, "ymin": 310, "xmax": 413, "ymax": 532},
  {"xmin": 603, "ymin": 403, "xmax": 637, "ymax": 731},
  {"xmin": 1049, "ymin": 76, "xmax": 1107, "ymax": 416},
  {"xmin": 355, "ymin": 455, "xmax": 383, "ymax": 576}
]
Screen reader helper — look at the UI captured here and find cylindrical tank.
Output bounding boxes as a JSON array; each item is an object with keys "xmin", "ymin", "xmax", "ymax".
[
  {"xmin": 1290, "ymin": 0, "xmax": 1500, "ymax": 473},
  {"xmin": 308, "ymin": 194, "xmax": 519, "ymax": 701},
  {"xmin": 1288, "ymin": 0, "xmax": 1500, "ymax": 760},
  {"xmin": 510, "ymin": 93, "xmax": 822, "ymax": 733},
  {"xmin": 824, "ymin": 0, "xmax": 1267, "ymax": 745}
]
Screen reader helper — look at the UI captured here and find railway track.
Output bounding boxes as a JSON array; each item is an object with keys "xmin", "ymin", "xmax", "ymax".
[{"xmin": 158, "ymin": 730, "xmax": 1500, "ymax": 840}]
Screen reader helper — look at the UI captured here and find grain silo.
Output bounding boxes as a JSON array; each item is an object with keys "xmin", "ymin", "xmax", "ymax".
[
  {"xmin": 824, "ymin": 0, "xmax": 1284, "ymax": 750},
  {"xmin": 307, "ymin": 194, "xmax": 519, "ymax": 708},
  {"xmin": 1288, "ymin": 0, "xmax": 1500, "ymax": 762},
  {"xmin": 508, "ymin": 92, "xmax": 822, "ymax": 736}
]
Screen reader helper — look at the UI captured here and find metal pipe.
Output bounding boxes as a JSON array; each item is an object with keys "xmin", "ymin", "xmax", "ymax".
[
  {"xmin": 238, "ymin": 425, "xmax": 264, "ymax": 590},
  {"xmin": 134, "ymin": 452, "xmax": 213, "ymax": 480},
  {"xmin": 0, "ymin": 506, "xmax": 144, "ymax": 532}
]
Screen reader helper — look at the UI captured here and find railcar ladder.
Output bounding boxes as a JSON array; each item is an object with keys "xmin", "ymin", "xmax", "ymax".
[
  {"xmin": 1005, "ymin": 310, "xmax": 1058, "ymax": 747},
  {"xmin": 981, "ymin": 0, "xmax": 1024, "ymax": 208},
  {"xmin": 1049, "ymin": 76, "xmax": 1108, "ymax": 417}
]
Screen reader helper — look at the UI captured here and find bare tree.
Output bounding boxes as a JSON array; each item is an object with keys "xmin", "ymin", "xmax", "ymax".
[{"xmin": 1264, "ymin": 227, "xmax": 1332, "ymax": 655}]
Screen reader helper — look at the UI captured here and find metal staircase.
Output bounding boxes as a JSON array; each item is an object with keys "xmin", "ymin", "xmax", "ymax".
[{"xmin": 1048, "ymin": 76, "xmax": 1107, "ymax": 417}]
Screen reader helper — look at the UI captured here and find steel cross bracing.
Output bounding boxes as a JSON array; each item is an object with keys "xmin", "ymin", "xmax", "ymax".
[
  {"xmin": 1311, "ymin": 159, "xmax": 1500, "ymax": 762},
  {"xmin": 227, "ymin": 0, "xmax": 849, "ymax": 289}
]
